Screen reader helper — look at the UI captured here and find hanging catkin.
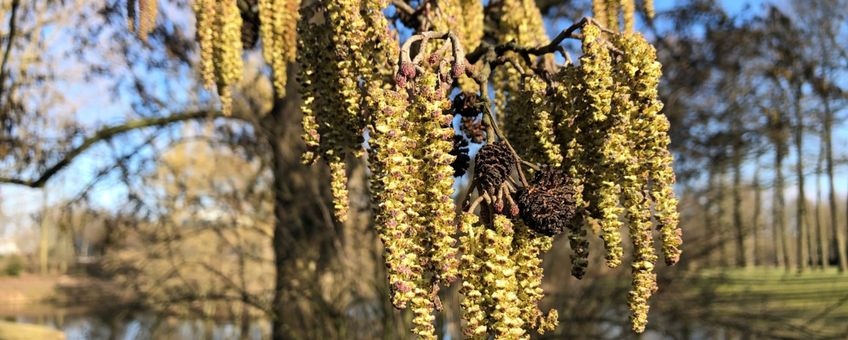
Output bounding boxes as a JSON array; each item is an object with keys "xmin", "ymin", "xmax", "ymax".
[
  {"xmin": 258, "ymin": 0, "xmax": 300, "ymax": 97},
  {"xmin": 192, "ymin": 0, "xmax": 244, "ymax": 115}
]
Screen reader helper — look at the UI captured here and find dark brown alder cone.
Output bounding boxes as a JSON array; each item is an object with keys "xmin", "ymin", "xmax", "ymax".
[
  {"xmin": 474, "ymin": 141, "xmax": 515, "ymax": 197},
  {"xmin": 517, "ymin": 168, "xmax": 578, "ymax": 236},
  {"xmin": 452, "ymin": 92, "xmax": 482, "ymax": 117},
  {"xmin": 450, "ymin": 135, "xmax": 471, "ymax": 177}
]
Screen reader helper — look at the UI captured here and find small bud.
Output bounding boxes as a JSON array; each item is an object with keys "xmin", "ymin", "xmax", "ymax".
[{"xmin": 400, "ymin": 61, "xmax": 417, "ymax": 79}]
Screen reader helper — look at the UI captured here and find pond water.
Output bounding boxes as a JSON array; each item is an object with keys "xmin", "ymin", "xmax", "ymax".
[{"xmin": 7, "ymin": 314, "xmax": 269, "ymax": 340}]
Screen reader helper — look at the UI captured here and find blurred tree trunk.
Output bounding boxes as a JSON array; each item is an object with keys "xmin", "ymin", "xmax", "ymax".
[
  {"xmin": 732, "ymin": 136, "xmax": 746, "ymax": 267},
  {"xmin": 774, "ymin": 136, "xmax": 789, "ymax": 270},
  {"xmin": 815, "ymin": 138, "xmax": 827, "ymax": 269},
  {"xmin": 40, "ymin": 189, "xmax": 49, "ymax": 274},
  {"xmin": 717, "ymin": 168, "xmax": 728, "ymax": 267},
  {"xmin": 705, "ymin": 170, "xmax": 716, "ymax": 266},
  {"xmin": 823, "ymin": 97, "xmax": 847, "ymax": 271},
  {"xmin": 752, "ymin": 157, "xmax": 761, "ymax": 267},
  {"xmin": 792, "ymin": 84, "xmax": 808, "ymax": 272}
]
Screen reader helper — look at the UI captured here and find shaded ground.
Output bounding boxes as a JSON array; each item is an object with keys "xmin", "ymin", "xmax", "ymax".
[{"xmin": 654, "ymin": 268, "xmax": 848, "ymax": 339}]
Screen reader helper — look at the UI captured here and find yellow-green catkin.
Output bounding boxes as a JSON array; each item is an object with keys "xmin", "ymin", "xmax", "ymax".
[
  {"xmin": 505, "ymin": 75, "xmax": 563, "ymax": 166},
  {"xmin": 459, "ymin": 212, "xmax": 488, "ymax": 338},
  {"xmin": 621, "ymin": 34, "xmax": 682, "ymax": 265},
  {"xmin": 297, "ymin": 0, "xmax": 373, "ymax": 222},
  {"xmin": 258, "ymin": 0, "xmax": 300, "ymax": 97},
  {"xmin": 578, "ymin": 24, "xmax": 623, "ymax": 268},
  {"xmin": 212, "ymin": 0, "xmax": 244, "ymax": 115},
  {"xmin": 494, "ymin": 0, "xmax": 551, "ymax": 165},
  {"xmin": 192, "ymin": 0, "xmax": 244, "ymax": 115},
  {"xmin": 622, "ymin": 0, "xmax": 635, "ymax": 32},
  {"xmin": 329, "ymin": 160, "xmax": 350, "ymax": 221},
  {"xmin": 459, "ymin": 0, "xmax": 484, "ymax": 51},
  {"xmin": 409, "ymin": 61, "xmax": 459, "ymax": 285},
  {"xmin": 644, "ymin": 0, "xmax": 655, "ymax": 19},
  {"xmin": 551, "ymin": 66, "xmax": 593, "ymax": 278},
  {"xmin": 369, "ymin": 88, "xmax": 423, "ymax": 309},
  {"xmin": 512, "ymin": 222, "xmax": 557, "ymax": 334},
  {"xmin": 362, "ymin": 0, "xmax": 399, "ymax": 86},
  {"xmin": 411, "ymin": 286, "xmax": 437, "ymax": 340},
  {"xmin": 193, "ymin": 0, "xmax": 216, "ymax": 89},
  {"xmin": 623, "ymin": 175, "xmax": 657, "ymax": 333},
  {"xmin": 611, "ymin": 33, "xmax": 659, "ymax": 333},
  {"xmin": 483, "ymin": 215, "xmax": 524, "ymax": 339},
  {"xmin": 606, "ymin": 0, "xmax": 620, "ymax": 31},
  {"xmin": 137, "ymin": 0, "xmax": 157, "ymax": 41},
  {"xmin": 592, "ymin": 0, "xmax": 607, "ymax": 28}
]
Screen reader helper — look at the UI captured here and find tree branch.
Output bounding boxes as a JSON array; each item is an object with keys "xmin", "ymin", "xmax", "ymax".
[
  {"xmin": 0, "ymin": 0, "xmax": 21, "ymax": 99},
  {"xmin": 0, "ymin": 110, "xmax": 247, "ymax": 188}
]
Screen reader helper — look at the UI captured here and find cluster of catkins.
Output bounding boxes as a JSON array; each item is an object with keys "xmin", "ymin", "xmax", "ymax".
[
  {"xmin": 179, "ymin": 0, "xmax": 680, "ymax": 336},
  {"xmin": 500, "ymin": 23, "xmax": 682, "ymax": 334}
]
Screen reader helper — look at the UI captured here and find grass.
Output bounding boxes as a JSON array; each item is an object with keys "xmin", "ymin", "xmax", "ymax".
[{"xmin": 686, "ymin": 267, "xmax": 848, "ymax": 339}]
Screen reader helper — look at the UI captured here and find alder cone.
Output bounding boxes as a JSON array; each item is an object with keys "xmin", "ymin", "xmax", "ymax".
[
  {"xmin": 517, "ymin": 168, "xmax": 578, "ymax": 236},
  {"xmin": 474, "ymin": 141, "xmax": 515, "ymax": 196},
  {"xmin": 452, "ymin": 92, "xmax": 481, "ymax": 117}
]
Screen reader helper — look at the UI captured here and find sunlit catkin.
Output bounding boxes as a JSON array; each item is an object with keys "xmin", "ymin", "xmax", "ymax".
[
  {"xmin": 494, "ymin": 0, "xmax": 550, "ymax": 157},
  {"xmin": 578, "ymin": 24, "xmax": 623, "ymax": 268},
  {"xmin": 483, "ymin": 215, "xmax": 524, "ymax": 339},
  {"xmin": 644, "ymin": 0, "xmax": 655, "ymax": 19},
  {"xmin": 137, "ymin": 0, "xmax": 157, "ymax": 41},
  {"xmin": 297, "ymin": 0, "xmax": 372, "ymax": 222},
  {"xmin": 212, "ymin": 0, "xmax": 244, "ymax": 115},
  {"xmin": 620, "ymin": 33, "xmax": 682, "ymax": 265},
  {"xmin": 193, "ymin": 0, "xmax": 217, "ymax": 89},
  {"xmin": 369, "ymin": 87, "xmax": 423, "ymax": 309},
  {"xmin": 408, "ymin": 59, "xmax": 459, "ymax": 285},
  {"xmin": 459, "ymin": 212, "xmax": 488, "ymax": 337},
  {"xmin": 459, "ymin": 0, "xmax": 484, "ymax": 51},
  {"xmin": 622, "ymin": 0, "xmax": 635, "ymax": 32},
  {"xmin": 505, "ymin": 75, "xmax": 563, "ymax": 166},
  {"xmin": 606, "ymin": 0, "xmax": 620, "ymax": 31},
  {"xmin": 512, "ymin": 222, "xmax": 557, "ymax": 334},
  {"xmin": 192, "ymin": 0, "xmax": 244, "ymax": 115},
  {"xmin": 592, "ymin": 0, "xmax": 607, "ymax": 29},
  {"xmin": 258, "ymin": 0, "xmax": 300, "ymax": 97}
]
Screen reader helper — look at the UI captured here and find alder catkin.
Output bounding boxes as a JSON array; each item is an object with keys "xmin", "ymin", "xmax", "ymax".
[
  {"xmin": 138, "ymin": 0, "xmax": 158, "ymax": 41},
  {"xmin": 578, "ymin": 24, "xmax": 623, "ymax": 268},
  {"xmin": 258, "ymin": 0, "xmax": 300, "ymax": 97},
  {"xmin": 409, "ymin": 59, "xmax": 459, "ymax": 285},
  {"xmin": 622, "ymin": 0, "xmax": 635, "ymax": 32},
  {"xmin": 620, "ymin": 33, "xmax": 682, "ymax": 265}
]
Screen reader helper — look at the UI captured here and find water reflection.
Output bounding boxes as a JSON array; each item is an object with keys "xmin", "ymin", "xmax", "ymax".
[{"xmin": 10, "ymin": 313, "xmax": 269, "ymax": 340}]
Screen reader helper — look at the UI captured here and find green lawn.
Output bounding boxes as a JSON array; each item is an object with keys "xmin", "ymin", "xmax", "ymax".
[{"xmin": 686, "ymin": 268, "xmax": 848, "ymax": 339}]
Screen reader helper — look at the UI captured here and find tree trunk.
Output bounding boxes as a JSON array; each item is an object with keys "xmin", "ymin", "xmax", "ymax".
[
  {"xmin": 270, "ymin": 131, "xmax": 295, "ymax": 340},
  {"xmin": 775, "ymin": 142, "xmax": 789, "ymax": 271},
  {"xmin": 40, "ymin": 189, "xmax": 49, "ymax": 274},
  {"xmin": 717, "ymin": 168, "xmax": 728, "ymax": 267},
  {"xmin": 752, "ymin": 158, "xmax": 761, "ymax": 267},
  {"xmin": 732, "ymin": 143, "xmax": 746, "ymax": 267},
  {"xmin": 706, "ymin": 170, "xmax": 716, "ymax": 267},
  {"xmin": 793, "ymin": 86, "xmax": 808, "ymax": 273},
  {"xmin": 815, "ymin": 139, "xmax": 827, "ymax": 269},
  {"xmin": 823, "ymin": 98, "xmax": 847, "ymax": 271}
]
